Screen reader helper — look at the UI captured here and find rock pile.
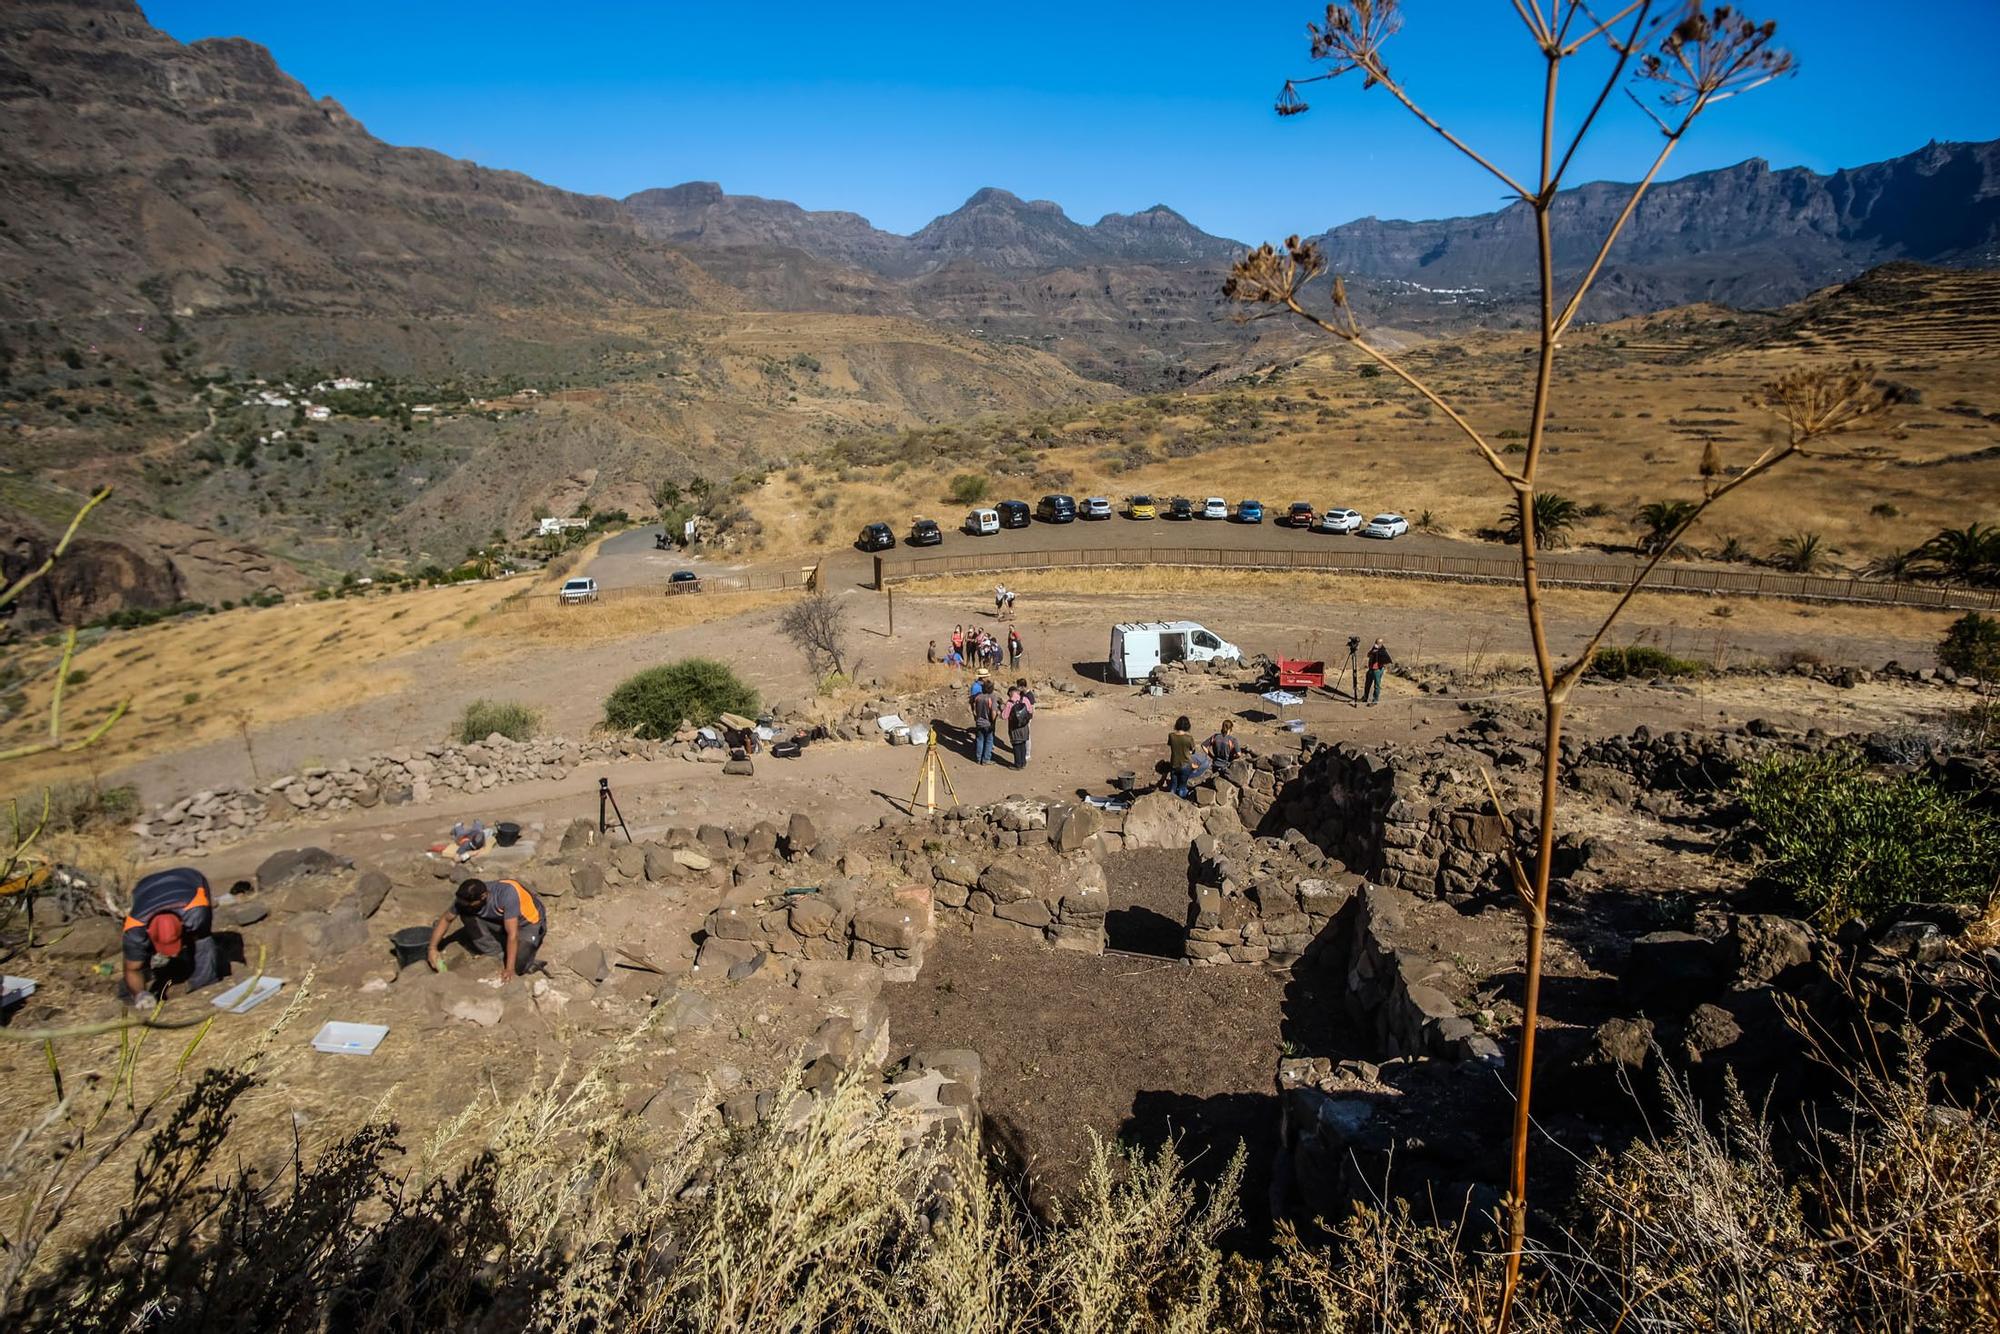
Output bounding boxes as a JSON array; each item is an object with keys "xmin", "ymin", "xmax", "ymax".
[{"xmin": 137, "ymin": 733, "xmax": 655, "ymax": 856}]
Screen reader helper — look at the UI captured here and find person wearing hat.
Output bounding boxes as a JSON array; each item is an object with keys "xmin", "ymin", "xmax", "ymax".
[
  {"xmin": 120, "ymin": 866, "xmax": 220, "ymax": 1007},
  {"xmin": 427, "ymin": 876, "xmax": 548, "ymax": 982},
  {"xmin": 969, "ymin": 669, "xmax": 999, "ymax": 764}
]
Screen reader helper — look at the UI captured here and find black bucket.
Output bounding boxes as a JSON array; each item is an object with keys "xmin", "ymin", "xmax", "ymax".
[
  {"xmin": 1114, "ymin": 771, "xmax": 1137, "ymax": 794},
  {"xmin": 390, "ymin": 926, "xmax": 432, "ymax": 969},
  {"xmin": 494, "ymin": 821, "xmax": 521, "ymax": 847}
]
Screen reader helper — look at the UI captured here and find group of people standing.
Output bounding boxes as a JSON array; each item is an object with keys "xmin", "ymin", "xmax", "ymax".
[
  {"xmin": 968, "ymin": 670, "xmax": 1034, "ymax": 768},
  {"xmin": 935, "ymin": 624, "xmax": 1021, "ymax": 672}
]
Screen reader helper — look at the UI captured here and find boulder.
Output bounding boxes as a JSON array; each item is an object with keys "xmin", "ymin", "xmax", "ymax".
[
  {"xmin": 695, "ymin": 936, "xmax": 762, "ymax": 976},
  {"xmin": 1120, "ymin": 792, "xmax": 1205, "ymax": 850},
  {"xmin": 344, "ymin": 870, "xmax": 394, "ymax": 921},
  {"xmin": 559, "ymin": 819, "xmax": 597, "ymax": 855},
  {"xmin": 1624, "ymin": 931, "xmax": 1724, "ymax": 1013},
  {"xmin": 275, "ymin": 909, "xmax": 370, "ymax": 963},
  {"xmin": 41, "ymin": 916, "xmax": 124, "ymax": 960},
  {"xmin": 1054, "ymin": 803, "xmax": 1106, "ymax": 853},
  {"xmin": 852, "ymin": 905, "xmax": 923, "ymax": 952},
  {"xmin": 447, "ymin": 996, "xmax": 505, "ymax": 1028},
  {"xmin": 672, "ymin": 848, "xmax": 714, "ymax": 872},
  {"xmin": 1728, "ymin": 914, "xmax": 1814, "ymax": 988},
  {"xmin": 611, "ymin": 845, "xmax": 646, "ymax": 880},
  {"xmin": 572, "ymin": 865, "xmax": 606, "ymax": 900},
  {"xmin": 1683, "ymin": 1003, "xmax": 1743, "ymax": 1063},
  {"xmin": 256, "ymin": 847, "xmax": 349, "ymax": 892},
  {"xmin": 785, "ymin": 813, "xmax": 819, "ymax": 857},
  {"xmin": 643, "ymin": 845, "xmax": 677, "ymax": 881},
  {"xmin": 567, "ymin": 943, "xmax": 611, "ymax": 984},
  {"xmin": 745, "ymin": 822, "xmax": 781, "ymax": 861},
  {"xmin": 789, "ymin": 895, "xmax": 840, "ymax": 939},
  {"xmin": 214, "ymin": 900, "xmax": 270, "ymax": 929}
]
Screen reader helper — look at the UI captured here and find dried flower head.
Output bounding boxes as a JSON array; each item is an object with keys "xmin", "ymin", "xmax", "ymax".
[
  {"xmin": 1307, "ymin": 0, "xmax": 1401, "ymax": 86},
  {"xmin": 1275, "ymin": 81, "xmax": 1311, "ymax": 117},
  {"xmin": 1637, "ymin": 4, "xmax": 1793, "ymax": 121},
  {"xmin": 1750, "ymin": 361, "xmax": 1903, "ymax": 447},
  {"xmin": 1223, "ymin": 236, "xmax": 1328, "ymax": 310}
]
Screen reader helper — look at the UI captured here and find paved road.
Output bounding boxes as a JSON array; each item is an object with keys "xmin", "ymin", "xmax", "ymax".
[{"xmin": 593, "ymin": 511, "xmax": 1557, "ymax": 593}]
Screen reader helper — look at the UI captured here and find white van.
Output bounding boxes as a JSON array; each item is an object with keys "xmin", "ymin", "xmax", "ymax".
[
  {"xmin": 1109, "ymin": 621, "xmax": 1242, "ymax": 683},
  {"xmin": 965, "ymin": 507, "xmax": 1000, "ymax": 536}
]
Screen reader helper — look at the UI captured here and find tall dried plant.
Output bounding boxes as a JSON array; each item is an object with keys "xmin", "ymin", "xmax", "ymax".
[{"xmin": 1231, "ymin": 3, "xmax": 1899, "ymax": 1321}]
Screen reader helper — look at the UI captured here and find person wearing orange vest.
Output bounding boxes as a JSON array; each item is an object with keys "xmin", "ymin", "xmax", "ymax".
[
  {"xmin": 120, "ymin": 866, "xmax": 219, "ymax": 1006},
  {"xmin": 426, "ymin": 876, "xmax": 547, "ymax": 982}
]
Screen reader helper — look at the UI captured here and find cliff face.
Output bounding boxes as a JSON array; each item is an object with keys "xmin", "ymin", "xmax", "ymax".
[
  {"xmin": 0, "ymin": 0, "xmax": 726, "ymax": 362},
  {"xmin": 1311, "ymin": 140, "xmax": 2000, "ymax": 315}
]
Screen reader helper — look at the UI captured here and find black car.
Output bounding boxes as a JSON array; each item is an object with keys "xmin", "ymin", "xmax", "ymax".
[
  {"xmin": 1167, "ymin": 497, "xmax": 1194, "ymax": 521},
  {"xmin": 1036, "ymin": 494, "xmax": 1077, "ymax": 523},
  {"xmin": 908, "ymin": 518, "xmax": 944, "ymax": 547},
  {"xmin": 857, "ymin": 522, "xmax": 896, "ymax": 552},
  {"xmin": 669, "ymin": 569, "xmax": 701, "ymax": 585},
  {"xmin": 996, "ymin": 499, "xmax": 1032, "ymax": 529}
]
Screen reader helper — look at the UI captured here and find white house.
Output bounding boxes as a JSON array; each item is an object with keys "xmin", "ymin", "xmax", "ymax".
[
  {"xmin": 304, "ymin": 404, "xmax": 331, "ymax": 421},
  {"xmin": 537, "ymin": 517, "xmax": 589, "ymax": 537}
]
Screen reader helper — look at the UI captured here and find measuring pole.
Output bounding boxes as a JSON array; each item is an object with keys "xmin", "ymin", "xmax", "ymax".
[{"xmin": 887, "ymin": 586, "xmax": 895, "ymax": 639}]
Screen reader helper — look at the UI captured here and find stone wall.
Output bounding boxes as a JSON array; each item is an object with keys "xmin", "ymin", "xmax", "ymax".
[{"xmin": 138, "ymin": 733, "xmax": 654, "ymax": 857}]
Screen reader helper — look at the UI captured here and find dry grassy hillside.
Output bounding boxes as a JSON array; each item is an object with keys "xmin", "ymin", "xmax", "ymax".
[{"xmin": 748, "ymin": 267, "xmax": 2000, "ymax": 568}]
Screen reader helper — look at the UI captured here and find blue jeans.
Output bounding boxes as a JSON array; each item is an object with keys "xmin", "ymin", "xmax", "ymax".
[{"xmin": 974, "ymin": 726, "xmax": 995, "ymax": 764}]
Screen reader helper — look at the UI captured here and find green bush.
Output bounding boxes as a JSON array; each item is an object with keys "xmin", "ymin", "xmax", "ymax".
[
  {"xmin": 456, "ymin": 699, "xmax": 540, "ymax": 744},
  {"xmin": 947, "ymin": 474, "xmax": 990, "ymax": 505},
  {"xmin": 1938, "ymin": 612, "xmax": 2000, "ymax": 681},
  {"xmin": 3, "ymin": 781, "xmax": 139, "ymax": 835},
  {"xmin": 1739, "ymin": 747, "xmax": 2000, "ymax": 924},
  {"xmin": 603, "ymin": 658, "xmax": 758, "ymax": 738},
  {"xmin": 1584, "ymin": 645, "xmax": 1706, "ymax": 680}
]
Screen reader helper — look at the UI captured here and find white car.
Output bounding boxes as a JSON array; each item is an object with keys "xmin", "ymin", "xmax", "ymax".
[
  {"xmin": 1319, "ymin": 508, "xmax": 1364, "ymax": 534},
  {"xmin": 1361, "ymin": 513, "xmax": 1410, "ymax": 539},
  {"xmin": 965, "ymin": 507, "xmax": 1000, "ymax": 536},
  {"xmin": 1081, "ymin": 496, "xmax": 1114, "ymax": 520},
  {"xmin": 1200, "ymin": 497, "xmax": 1228, "ymax": 520},
  {"xmin": 557, "ymin": 576, "xmax": 599, "ymax": 604}
]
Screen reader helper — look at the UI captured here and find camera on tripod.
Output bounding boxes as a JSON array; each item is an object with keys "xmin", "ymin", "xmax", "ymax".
[{"xmin": 1347, "ymin": 635, "xmax": 1361, "ymax": 654}]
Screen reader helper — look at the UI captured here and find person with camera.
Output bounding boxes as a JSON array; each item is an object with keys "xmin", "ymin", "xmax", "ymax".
[{"xmin": 1365, "ymin": 638, "xmax": 1393, "ymax": 705}]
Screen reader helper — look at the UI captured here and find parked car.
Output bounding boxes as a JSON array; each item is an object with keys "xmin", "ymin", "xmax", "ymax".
[
  {"xmin": 908, "ymin": 518, "xmax": 944, "ymax": 547},
  {"xmin": 857, "ymin": 522, "xmax": 896, "ymax": 551},
  {"xmin": 1234, "ymin": 499, "xmax": 1265, "ymax": 524},
  {"xmin": 1037, "ymin": 494, "xmax": 1078, "ymax": 523},
  {"xmin": 1361, "ymin": 513, "xmax": 1410, "ymax": 539},
  {"xmin": 1286, "ymin": 502, "xmax": 1317, "ymax": 529},
  {"xmin": 965, "ymin": 508, "xmax": 1000, "ymax": 536},
  {"xmin": 1318, "ymin": 508, "xmax": 1364, "ymax": 534},
  {"xmin": 1081, "ymin": 496, "xmax": 1114, "ymax": 520},
  {"xmin": 996, "ymin": 499, "xmax": 1032, "ymax": 528},
  {"xmin": 1167, "ymin": 497, "xmax": 1194, "ymax": 521},
  {"xmin": 668, "ymin": 569, "xmax": 701, "ymax": 586},
  {"xmin": 1109, "ymin": 620, "xmax": 1243, "ymax": 683},
  {"xmin": 557, "ymin": 577, "xmax": 599, "ymax": 605},
  {"xmin": 1127, "ymin": 495, "xmax": 1158, "ymax": 520},
  {"xmin": 1200, "ymin": 497, "xmax": 1229, "ymax": 520}
]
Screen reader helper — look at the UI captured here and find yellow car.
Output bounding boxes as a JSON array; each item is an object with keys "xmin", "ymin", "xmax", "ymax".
[{"xmin": 1126, "ymin": 495, "xmax": 1158, "ymax": 520}]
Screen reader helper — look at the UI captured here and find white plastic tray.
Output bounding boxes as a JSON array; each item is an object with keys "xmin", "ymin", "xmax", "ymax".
[
  {"xmin": 311, "ymin": 1021, "xmax": 388, "ymax": 1055},
  {"xmin": 211, "ymin": 976, "xmax": 285, "ymax": 1014},
  {"xmin": 0, "ymin": 976, "xmax": 34, "ymax": 1007}
]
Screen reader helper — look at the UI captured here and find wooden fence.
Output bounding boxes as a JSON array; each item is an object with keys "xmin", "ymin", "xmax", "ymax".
[{"xmin": 873, "ymin": 546, "xmax": 2000, "ymax": 612}]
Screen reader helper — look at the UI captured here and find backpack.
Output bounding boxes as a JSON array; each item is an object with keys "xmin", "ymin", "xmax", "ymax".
[{"xmin": 1008, "ymin": 695, "xmax": 1034, "ymax": 729}]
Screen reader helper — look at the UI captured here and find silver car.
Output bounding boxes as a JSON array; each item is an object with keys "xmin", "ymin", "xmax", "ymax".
[
  {"xmin": 1361, "ymin": 513, "xmax": 1410, "ymax": 539},
  {"xmin": 1319, "ymin": 508, "xmax": 1364, "ymax": 534}
]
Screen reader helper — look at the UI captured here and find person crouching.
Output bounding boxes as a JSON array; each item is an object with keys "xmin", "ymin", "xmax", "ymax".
[
  {"xmin": 120, "ymin": 866, "xmax": 221, "ymax": 1007},
  {"xmin": 427, "ymin": 877, "xmax": 547, "ymax": 982}
]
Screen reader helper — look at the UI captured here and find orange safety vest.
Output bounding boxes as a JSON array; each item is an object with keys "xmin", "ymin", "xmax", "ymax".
[
  {"xmin": 124, "ymin": 881, "xmax": 210, "ymax": 932},
  {"xmin": 491, "ymin": 878, "xmax": 542, "ymax": 926}
]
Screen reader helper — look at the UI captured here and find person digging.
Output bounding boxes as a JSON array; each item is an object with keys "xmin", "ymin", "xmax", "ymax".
[
  {"xmin": 426, "ymin": 876, "xmax": 548, "ymax": 982},
  {"xmin": 120, "ymin": 866, "xmax": 221, "ymax": 1007}
]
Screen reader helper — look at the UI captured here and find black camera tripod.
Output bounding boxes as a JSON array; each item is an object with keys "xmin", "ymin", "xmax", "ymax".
[
  {"xmin": 1343, "ymin": 636, "xmax": 1362, "ymax": 707},
  {"xmin": 598, "ymin": 776, "xmax": 633, "ymax": 843}
]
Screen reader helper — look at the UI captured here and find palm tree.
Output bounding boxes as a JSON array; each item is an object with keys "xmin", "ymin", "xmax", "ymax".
[
  {"xmin": 1635, "ymin": 499, "xmax": 1700, "ymax": 556},
  {"xmin": 1860, "ymin": 548, "xmax": 1920, "ymax": 581},
  {"xmin": 1912, "ymin": 523, "xmax": 2000, "ymax": 586},
  {"xmin": 1501, "ymin": 492, "xmax": 1581, "ymax": 549},
  {"xmin": 1773, "ymin": 531, "xmax": 1829, "ymax": 574}
]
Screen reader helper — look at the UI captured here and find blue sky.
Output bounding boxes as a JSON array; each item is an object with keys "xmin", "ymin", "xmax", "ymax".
[{"xmin": 144, "ymin": 1, "xmax": 2000, "ymax": 243}]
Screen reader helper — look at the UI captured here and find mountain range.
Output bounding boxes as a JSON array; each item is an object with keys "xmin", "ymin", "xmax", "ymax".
[{"xmin": 2, "ymin": 0, "xmax": 1997, "ymax": 614}]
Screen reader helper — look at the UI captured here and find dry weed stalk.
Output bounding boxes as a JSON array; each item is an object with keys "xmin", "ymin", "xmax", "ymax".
[{"xmin": 1236, "ymin": 3, "xmax": 1901, "ymax": 1322}]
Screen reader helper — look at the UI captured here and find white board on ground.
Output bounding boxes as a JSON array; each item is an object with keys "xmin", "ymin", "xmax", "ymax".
[{"xmin": 211, "ymin": 976, "xmax": 285, "ymax": 1014}]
